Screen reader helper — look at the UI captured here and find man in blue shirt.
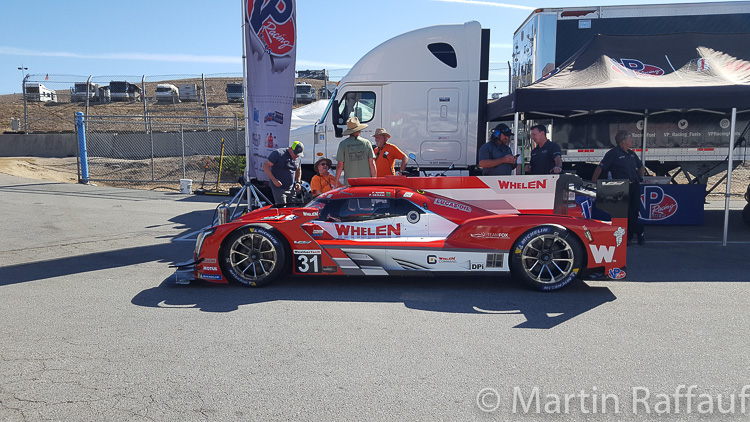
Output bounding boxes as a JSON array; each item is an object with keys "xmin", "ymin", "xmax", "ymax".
[
  {"xmin": 592, "ymin": 130, "xmax": 646, "ymax": 245},
  {"xmin": 525, "ymin": 124, "xmax": 562, "ymax": 175},
  {"xmin": 478, "ymin": 123, "xmax": 516, "ymax": 175}
]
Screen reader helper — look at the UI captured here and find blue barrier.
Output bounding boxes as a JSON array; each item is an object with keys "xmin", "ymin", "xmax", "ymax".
[{"xmin": 75, "ymin": 111, "xmax": 89, "ymax": 184}]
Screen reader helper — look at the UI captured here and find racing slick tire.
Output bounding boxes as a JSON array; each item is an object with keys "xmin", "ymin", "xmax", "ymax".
[
  {"xmin": 511, "ymin": 225, "xmax": 584, "ymax": 291},
  {"xmin": 220, "ymin": 226, "xmax": 288, "ymax": 287},
  {"xmin": 743, "ymin": 203, "xmax": 750, "ymax": 228}
]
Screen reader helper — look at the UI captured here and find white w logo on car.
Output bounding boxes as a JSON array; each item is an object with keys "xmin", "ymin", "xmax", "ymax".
[{"xmin": 588, "ymin": 244, "xmax": 616, "ymax": 263}]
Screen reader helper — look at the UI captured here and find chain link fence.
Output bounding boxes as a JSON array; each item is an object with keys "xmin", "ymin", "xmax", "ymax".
[{"xmin": 82, "ymin": 115, "xmax": 245, "ymax": 191}]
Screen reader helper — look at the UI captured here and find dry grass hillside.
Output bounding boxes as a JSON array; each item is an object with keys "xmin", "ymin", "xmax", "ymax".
[{"xmin": 0, "ymin": 77, "xmax": 327, "ymax": 133}]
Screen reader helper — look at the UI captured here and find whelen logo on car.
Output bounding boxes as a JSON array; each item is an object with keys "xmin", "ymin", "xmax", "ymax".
[
  {"xmin": 434, "ymin": 198, "xmax": 471, "ymax": 212},
  {"xmin": 589, "ymin": 245, "xmax": 616, "ymax": 264},
  {"xmin": 335, "ymin": 223, "xmax": 401, "ymax": 237},
  {"xmin": 498, "ymin": 180, "xmax": 547, "ymax": 189}
]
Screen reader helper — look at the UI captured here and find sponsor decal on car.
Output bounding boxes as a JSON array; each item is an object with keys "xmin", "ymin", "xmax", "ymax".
[
  {"xmin": 334, "ymin": 223, "xmax": 401, "ymax": 237},
  {"xmin": 294, "ymin": 240, "xmax": 311, "ymax": 244},
  {"xmin": 302, "ymin": 211, "xmax": 318, "ymax": 217},
  {"xmin": 470, "ymin": 232, "xmax": 509, "ymax": 239},
  {"xmin": 322, "ymin": 266, "xmax": 338, "ymax": 273},
  {"xmin": 312, "ymin": 229, "xmax": 324, "ymax": 237},
  {"xmin": 498, "ymin": 179, "xmax": 547, "ymax": 190},
  {"xmin": 589, "ymin": 244, "xmax": 616, "ymax": 264},
  {"xmin": 608, "ymin": 267, "xmax": 627, "ymax": 280},
  {"xmin": 199, "ymin": 273, "xmax": 222, "ymax": 280},
  {"xmin": 582, "ymin": 225, "xmax": 593, "ymax": 242},
  {"xmin": 203, "ymin": 258, "xmax": 217, "ymax": 264},
  {"xmin": 403, "ymin": 192, "xmax": 414, "ymax": 198},
  {"xmin": 293, "ymin": 249, "xmax": 322, "ymax": 255},
  {"xmin": 201, "ymin": 266, "xmax": 219, "ymax": 272},
  {"xmin": 427, "ymin": 255, "xmax": 456, "ymax": 264},
  {"xmin": 369, "ymin": 191, "xmax": 392, "ymax": 197},
  {"xmin": 470, "ymin": 262, "xmax": 485, "ymax": 270},
  {"xmin": 614, "ymin": 227, "xmax": 626, "ymax": 247},
  {"xmin": 433, "ymin": 198, "xmax": 471, "ymax": 213},
  {"xmin": 406, "ymin": 210, "xmax": 420, "ymax": 224}
]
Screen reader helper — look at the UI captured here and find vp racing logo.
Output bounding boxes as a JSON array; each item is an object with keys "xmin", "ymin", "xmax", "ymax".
[
  {"xmin": 246, "ymin": 0, "xmax": 295, "ymax": 71},
  {"xmin": 610, "ymin": 58, "xmax": 664, "ymax": 77}
]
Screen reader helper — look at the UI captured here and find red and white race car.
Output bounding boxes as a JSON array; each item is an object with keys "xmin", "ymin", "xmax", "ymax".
[{"xmin": 176, "ymin": 175, "xmax": 630, "ymax": 291}]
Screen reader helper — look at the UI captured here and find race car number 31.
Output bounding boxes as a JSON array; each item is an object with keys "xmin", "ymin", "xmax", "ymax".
[{"xmin": 294, "ymin": 250, "xmax": 322, "ymax": 273}]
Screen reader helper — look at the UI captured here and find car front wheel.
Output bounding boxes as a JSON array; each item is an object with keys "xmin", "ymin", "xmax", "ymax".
[
  {"xmin": 220, "ymin": 227, "xmax": 287, "ymax": 287},
  {"xmin": 511, "ymin": 225, "xmax": 583, "ymax": 291}
]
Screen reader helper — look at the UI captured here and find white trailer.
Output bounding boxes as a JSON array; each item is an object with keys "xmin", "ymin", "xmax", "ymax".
[
  {"xmin": 24, "ymin": 83, "xmax": 57, "ymax": 102},
  {"xmin": 155, "ymin": 84, "xmax": 180, "ymax": 103}
]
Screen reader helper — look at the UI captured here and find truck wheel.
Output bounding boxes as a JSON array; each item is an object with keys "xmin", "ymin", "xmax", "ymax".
[
  {"xmin": 511, "ymin": 225, "xmax": 583, "ymax": 291},
  {"xmin": 220, "ymin": 227, "xmax": 287, "ymax": 287},
  {"xmin": 743, "ymin": 203, "xmax": 750, "ymax": 228}
]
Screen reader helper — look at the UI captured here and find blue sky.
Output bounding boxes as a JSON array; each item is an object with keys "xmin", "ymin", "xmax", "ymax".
[{"xmin": 0, "ymin": 0, "xmax": 742, "ymax": 95}]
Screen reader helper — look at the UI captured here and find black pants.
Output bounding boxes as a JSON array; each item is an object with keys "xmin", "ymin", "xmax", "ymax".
[{"xmin": 628, "ymin": 181, "xmax": 644, "ymax": 239}]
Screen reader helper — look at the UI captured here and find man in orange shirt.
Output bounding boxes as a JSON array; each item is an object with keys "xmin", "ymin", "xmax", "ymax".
[
  {"xmin": 310, "ymin": 157, "xmax": 337, "ymax": 196},
  {"xmin": 372, "ymin": 128, "xmax": 408, "ymax": 177}
]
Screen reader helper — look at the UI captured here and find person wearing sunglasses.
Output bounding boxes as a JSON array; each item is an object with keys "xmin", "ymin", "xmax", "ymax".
[{"xmin": 310, "ymin": 157, "xmax": 337, "ymax": 196}]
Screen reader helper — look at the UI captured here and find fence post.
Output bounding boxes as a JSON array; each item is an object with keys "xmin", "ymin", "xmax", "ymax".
[
  {"xmin": 181, "ymin": 124, "xmax": 186, "ymax": 179},
  {"xmin": 149, "ymin": 116, "xmax": 155, "ymax": 181},
  {"xmin": 76, "ymin": 111, "xmax": 90, "ymax": 184}
]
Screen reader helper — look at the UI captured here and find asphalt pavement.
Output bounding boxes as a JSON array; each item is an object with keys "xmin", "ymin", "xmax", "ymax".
[{"xmin": 1, "ymin": 174, "xmax": 750, "ymax": 421}]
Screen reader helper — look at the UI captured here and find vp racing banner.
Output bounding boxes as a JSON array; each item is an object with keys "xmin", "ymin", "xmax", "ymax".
[{"xmin": 243, "ymin": 0, "xmax": 296, "ymax": 180}]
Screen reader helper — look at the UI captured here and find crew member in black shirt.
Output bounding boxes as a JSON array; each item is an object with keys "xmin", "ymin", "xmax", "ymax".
[
  {"xmin": 592, "ymin": 130, "xmax": 646, "ymax": 245},
  {"xmin": 525, "ymin": 124, "xmax": 562, "ymax": 174}
]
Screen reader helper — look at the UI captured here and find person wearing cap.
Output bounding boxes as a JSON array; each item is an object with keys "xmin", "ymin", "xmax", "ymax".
[
  {"xmin": 310, "ymin": 157, "xmax": 337, "ymax": 196},
  {"xmin": 478, "ymin": 123, "xmax": 516, "ymax": 176},
  {"xmin": 373, "ymin": 128, "xmax": 408, "ymax": 177},
  {"xmin": 525, "ymin": 124, "xmax": 563, "ymax": 174},
  {"xmin": 262, "ymin": 140, "xmax": 304, "ymax": 204},
  {"xmin": 335, "ymin": 117, "xmax": 376, "ymax": 186},
  {"xmin": 592, "ymin": 129, "xmax": 646, "ymax": 245}
]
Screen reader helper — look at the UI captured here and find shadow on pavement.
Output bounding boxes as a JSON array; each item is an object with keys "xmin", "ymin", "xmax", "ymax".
[{"xmin": 131, "ymin": 275, "xmax": 617, "ymax": 329}]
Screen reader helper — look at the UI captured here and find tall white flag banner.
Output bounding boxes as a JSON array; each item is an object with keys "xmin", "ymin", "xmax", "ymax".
[{"xmin": 243, "ymin": 0, "xmax": 296, "ymax": 181}]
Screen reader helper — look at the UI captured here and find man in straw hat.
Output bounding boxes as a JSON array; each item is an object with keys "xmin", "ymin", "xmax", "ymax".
[
  {"xmin": 262, "ymin": 140, "xmax": 304, "ymax": 205},
  {"xmin": 310, "ymin": 157, "xmax": 336, "ymax": 196},
  {"xmin": 335, "ymin": 117, "xmax": 376, "ymax": 186},
  {"xmin": 373, "ymin": 128, "xmax": 408, "ymax": 177}
]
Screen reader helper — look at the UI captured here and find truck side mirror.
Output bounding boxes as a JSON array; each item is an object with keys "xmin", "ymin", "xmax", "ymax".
[
  {"xmin": 332, "ymin": 100, "xmax": 342, "ymax": 123},
  {"xmin": 334, "ymin": 126, "xmax": 343, "ymax": 138}
]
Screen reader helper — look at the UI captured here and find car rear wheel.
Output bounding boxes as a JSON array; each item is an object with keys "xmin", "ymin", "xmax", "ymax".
[
  {"xmin": 220, "ymin": 227, "xmax": 287, "ymax": 287},
  {"xmin": 511, "ymin": 225, "xmax": 583, "ymax": 291}
]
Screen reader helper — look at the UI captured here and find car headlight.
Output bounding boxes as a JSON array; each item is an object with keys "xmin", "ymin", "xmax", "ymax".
[{"xmin": 195, "ymin": 228, "xmax": 216, "ymax": 257}]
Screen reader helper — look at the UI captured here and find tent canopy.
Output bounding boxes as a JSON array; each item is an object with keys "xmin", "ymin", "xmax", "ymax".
[{"xmin": 488, "ymin": 32, "xmax": 750, "ymax": 119}]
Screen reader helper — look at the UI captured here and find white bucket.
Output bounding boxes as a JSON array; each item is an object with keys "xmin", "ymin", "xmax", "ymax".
[{"xmin": 179, "ymin": 179, "xmax": 192, "ymax": 194}]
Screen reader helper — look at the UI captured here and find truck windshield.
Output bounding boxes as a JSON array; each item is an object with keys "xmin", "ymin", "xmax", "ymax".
[
  {"xmin": 110, "ymin": 82, "xmax": 127, "ymax": 92},
  {"xmin": 227, "ymin": 85, "xmax": 242, "ymax": 93}
]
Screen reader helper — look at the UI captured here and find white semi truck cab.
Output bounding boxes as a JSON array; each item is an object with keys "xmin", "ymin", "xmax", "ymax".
[{"xmin": 290, "ymin": 22, "xmax": 490, "ymax": 175}]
